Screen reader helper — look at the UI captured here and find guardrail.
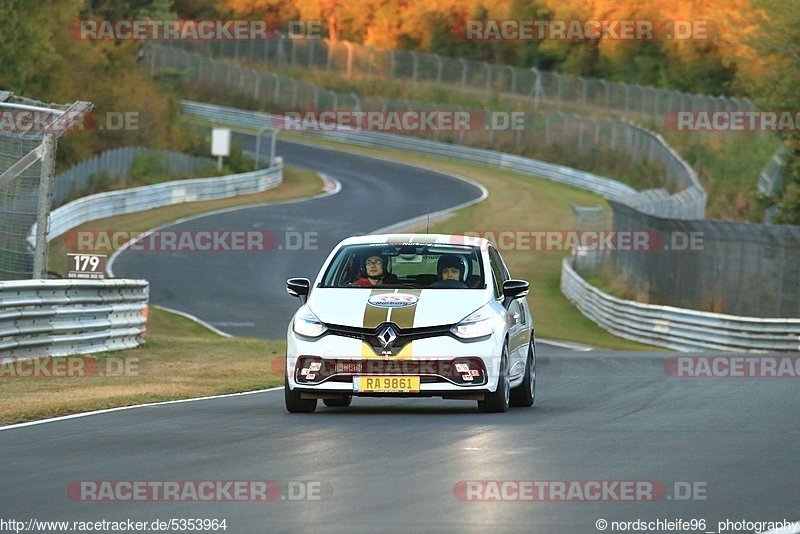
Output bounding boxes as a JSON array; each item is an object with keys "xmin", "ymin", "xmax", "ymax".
[
  {"xmin": 31, "ymin": 160, "xmax": 283, "ymax": 245},
  {"xmin": 181, "ymin": 100, "xmax": 705, "ymax": 218},
  {"xmin": 0, "ymin": 279, "xmax": 149, "ymax": 358},
  {"xmin": 561, "ymin": 257, "xmax": 800, "ymax": 352},
  {"xmin": 53, "ymin": 147, "xmax": 215, "ymax": 207},
  {"xmin": 12, "ymin": 155, "xmax": 283, "ymax": 359}
]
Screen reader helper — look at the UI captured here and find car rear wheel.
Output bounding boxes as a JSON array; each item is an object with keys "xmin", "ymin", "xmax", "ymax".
[
  {"xmin": 478, "ymin": 345, "xmax": 510, "ymax": 413},
  {"xmin": 285, "ymin": 375, "xmax": 317, "ymax": 413},
  {"xmin": 510, "ymin": 339, "xmax": 536, "ymax": 407},
  {"xmin": 323, "ymin": 396, "xmax": 352, "ymax": 407}
]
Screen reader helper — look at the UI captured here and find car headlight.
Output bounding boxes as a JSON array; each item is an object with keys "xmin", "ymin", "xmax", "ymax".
[
  {"xmin": 450, "ymin": 304, "xmax": 495, "ymax": 339},
  {"xmin": 293, "ymin": 306, "xmax": 327, "ymax": 338}
]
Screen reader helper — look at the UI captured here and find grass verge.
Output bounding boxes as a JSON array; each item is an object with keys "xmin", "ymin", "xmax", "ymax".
[{"xmin": 0, "ymin": 308, "xmax": 285, "ymax": 426}]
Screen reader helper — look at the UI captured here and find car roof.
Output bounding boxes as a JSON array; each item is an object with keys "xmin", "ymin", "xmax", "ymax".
[{"xmin": 337, "ymin": 234, "xmax": 492, "ymax": 248}]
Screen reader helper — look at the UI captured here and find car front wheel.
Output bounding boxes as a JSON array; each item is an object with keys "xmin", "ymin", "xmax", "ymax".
[
  {"xmin": 510, "ymin": 339, "xmax": 536, "ymax": 407},
  {"xmin": 478, "ymin": 345, "xmax": 510, "ymax": 413},
  {"xmin": 285, "ymin": 374, "xmax": 317, "ymax": 413}
]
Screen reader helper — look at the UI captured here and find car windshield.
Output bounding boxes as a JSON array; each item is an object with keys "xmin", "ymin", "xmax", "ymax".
[{"xmin": 320, "ymin": 243, "xmax": 485, "ymax": 289}]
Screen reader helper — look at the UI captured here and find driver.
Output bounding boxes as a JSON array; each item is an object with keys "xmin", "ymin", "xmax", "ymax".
[{"xmin": 353, "ymin": 254, "xmax": 393, "ymax": 287}]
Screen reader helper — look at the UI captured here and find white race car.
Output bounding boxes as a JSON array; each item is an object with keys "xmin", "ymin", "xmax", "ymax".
[{"xmin": 284, "ymin": 234, "xmax": 535, "ymax": 413}]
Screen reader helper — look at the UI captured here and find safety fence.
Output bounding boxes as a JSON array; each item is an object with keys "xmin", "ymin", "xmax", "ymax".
[
  {"xmin": 0, "ymin": 279, "xmax": 148, "ymax": 358},
  {"xmin": 0, "ymin": 92, "xmax": 91, "ymax": 280},
  {"xmin": 169, "ymin": 39, "xmax": 755, "ymax": 122},
  {"xmin": 11, "ymin": 157, "xmax": 282, "ymax": 359},
  {"xmin": 53, "ymin": 147, "xmax": 215, "ymax": 207},
  {"xmin": 607, "ymin": 200, "xmax": 800, "ymax": 318},
  {"xmin": 150, "ymin": 47, "xmax": 705, "ymax": 219},
  {"xmin": 561, "ymin": 257, "xmax": 800, "ymax": 352}
]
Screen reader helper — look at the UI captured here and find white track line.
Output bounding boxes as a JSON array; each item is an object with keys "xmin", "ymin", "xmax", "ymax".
[
  {"xmin": 537, "ymin": 338, "xmax": 594, "ymax": 352},
  {"xmin": 0, "ymin": 387, "xmax": 284, "ymax": 432},
  {"xmin": 151, "ymin": 305, "xmax": 233, "ymax": 338}
]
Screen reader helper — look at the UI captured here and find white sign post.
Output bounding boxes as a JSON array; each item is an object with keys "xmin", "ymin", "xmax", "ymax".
[{"xmin": 211, "ymin": 128, "xmax": 231, "ymax": 172}]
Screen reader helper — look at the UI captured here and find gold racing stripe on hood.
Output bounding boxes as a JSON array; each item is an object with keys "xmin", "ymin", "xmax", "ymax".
[
  {"xmin": 362, "ymin": 289, "xmax": 393, "ymax": 329},
  {"xmin": 388, "ymin": 289, "xmax": 422, "ymax": 329}
]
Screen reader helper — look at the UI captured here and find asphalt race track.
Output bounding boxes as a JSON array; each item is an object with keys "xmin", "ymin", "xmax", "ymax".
[
  {"xmin": 111, "ymin": 139, "xmax": 484, "ymax": 339},
  {"xmin": 1, "ymin": 352, "xmax": 798, "ymax": 532},
  {"xmin": 1, "ymin": 140, "xmax": 797, "ymax": 533}
]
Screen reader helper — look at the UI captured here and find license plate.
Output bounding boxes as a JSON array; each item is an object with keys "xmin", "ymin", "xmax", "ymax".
[{"xmin": 353, "ymin": 376, "xmax": 420, "ymax": 393}]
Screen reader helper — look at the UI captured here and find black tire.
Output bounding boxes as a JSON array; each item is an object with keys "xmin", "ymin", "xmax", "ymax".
[
  {"xmin": 323, "ymin": 396, "xmax": 352, "ymax": 408},
  {"xmin": 510, "ymin": 339, "xmax": 536, "ymax": 408},
  {"xmin": 285, "ymin": 375, "xmax": 317, "ymax": 413},
  {"xmin": 478, "ymin": 345, "xmax": 510, "ymax": 413}
]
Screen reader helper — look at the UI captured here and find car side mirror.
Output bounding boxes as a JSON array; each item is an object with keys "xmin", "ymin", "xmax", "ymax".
[
  {"xmin": 287, "ymin": 278, "xmax": 310, "ymax": 303},
  {"xmin": 502, "ymin": 279, "xmax": 529, "ymax": 308}
]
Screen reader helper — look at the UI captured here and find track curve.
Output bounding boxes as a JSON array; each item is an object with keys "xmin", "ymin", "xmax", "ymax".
[{"xmin": 111, "ymin": 139, "xmax": 484, "ymax": 339}]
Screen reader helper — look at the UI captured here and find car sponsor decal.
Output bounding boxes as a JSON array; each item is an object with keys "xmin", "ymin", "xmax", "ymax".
[
  {"xmin": 363, "ymin": 289, "xmax": 395, "ymax": 329},
  {"xmin": 367, "ymin": 293, "xmax": 419, "ymax": 309}
]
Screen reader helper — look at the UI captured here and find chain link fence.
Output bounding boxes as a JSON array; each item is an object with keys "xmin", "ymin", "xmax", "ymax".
[
  {"xmin": 52, "ymin": 147, "xmax": 215, "ymax": 207},
  {"xmin": 0, "ymin": 92, "xmax": 91, "ymax": 280},
  {"xmin": 146, "ymin": 45, "xmax": 705, "ymax": 218},
  {"xmin": 167, "ymin": 39, "xmax": 756, "ymax": 123},
  {"xmin": 607, "ymin": 200, "xmax": 800, "ymax": 317}
]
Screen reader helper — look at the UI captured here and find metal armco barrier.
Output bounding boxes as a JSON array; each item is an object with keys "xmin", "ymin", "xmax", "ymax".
[
  {"xmin": 31, "ymin": 161, "xmax": 283, "ymax": 245},
  {"xmin": 13, "ymin": 155, "xmax": 283, "ymax": 358},
  {"xmin": 561, "ymin": 257, "xmax": 800, "ymax": 352},
  {"xmin": 0, "ymin": 279, "xmax": 149, "ymax": 358}
]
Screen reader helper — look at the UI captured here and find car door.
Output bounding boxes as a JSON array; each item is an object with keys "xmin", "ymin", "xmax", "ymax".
[{"xmin": 488, "ymin": 246, "xmax": 527, "ymax": 380}]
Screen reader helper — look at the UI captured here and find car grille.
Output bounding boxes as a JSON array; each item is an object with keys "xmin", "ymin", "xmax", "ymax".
[
  {"xmin": 324, "ymin": 322, "xmax": 454, "ymax": 356},
  {"xmin": 294, "ymin": 356, "xmax": 488, "ymax": 387}
]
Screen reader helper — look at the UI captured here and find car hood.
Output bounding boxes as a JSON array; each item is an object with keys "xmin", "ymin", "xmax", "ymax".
[{"xmin": 307, "ymin": 288, "xmax": 491, "ymax": 329}]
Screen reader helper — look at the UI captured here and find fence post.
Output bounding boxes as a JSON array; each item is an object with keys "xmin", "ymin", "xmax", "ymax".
[
  {"xmin": 32, "ymin": 133, "xmax": 57, "ymax": 279},
  {"xmin": 345, "ymin": 42, "xmax": 354, "ymax": 77},
  {"xmin": 578, "ymin": 76, "xmax": 587, "ymax": 108},
  {"xmin": 484, "ymin": 62, "xmax": 491, "ymax": 94},
  {"xmin": 460, "ymin": 59, "xmax": 468, "ymax": 88},
  {"xmin": 600, "ymin": 79, "xmax": 609, "ymax": 110},
  {"xmin": 436, "ymin": 56, "xmax": 443, "ymax": 84}
]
